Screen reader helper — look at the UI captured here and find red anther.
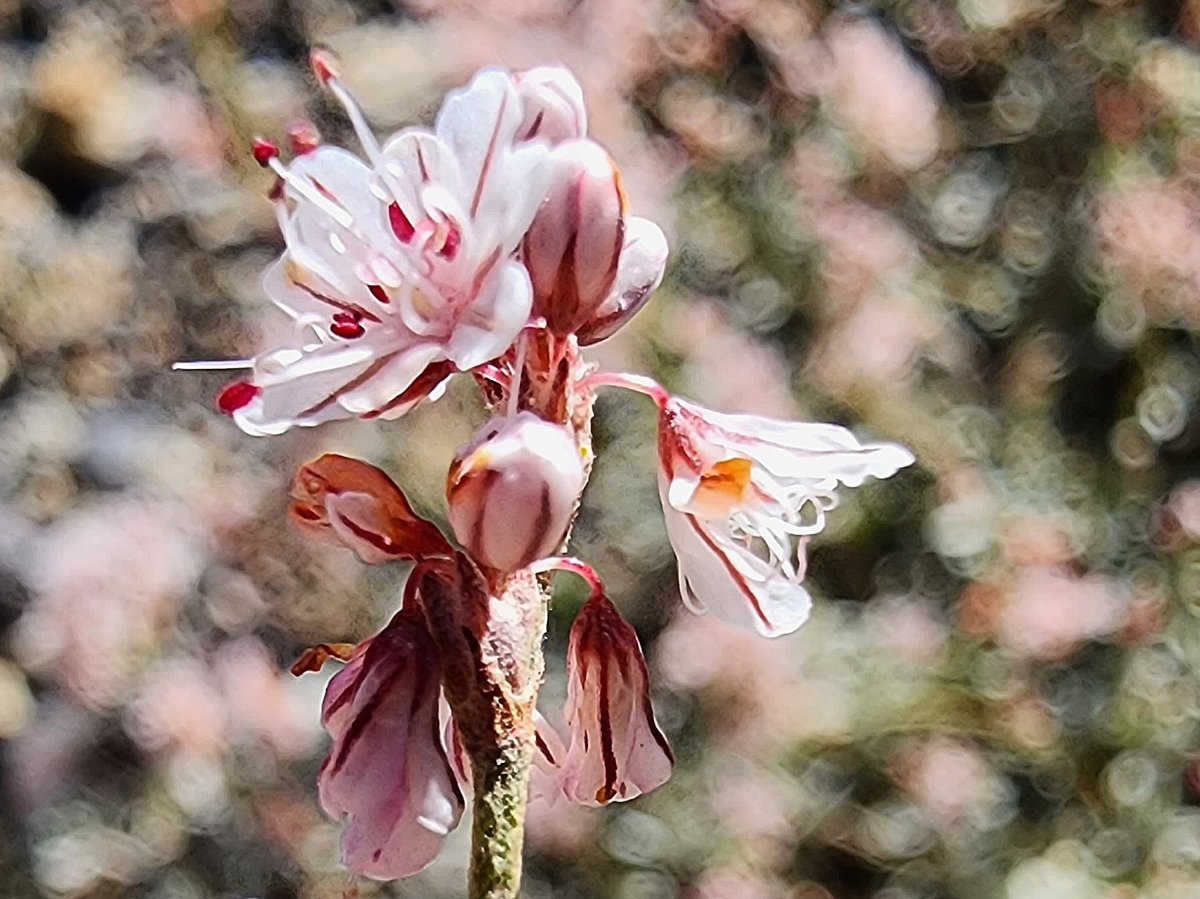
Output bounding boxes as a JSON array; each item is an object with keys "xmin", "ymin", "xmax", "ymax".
[
  {"xmin": 331, "ymin": 317, "xmax": 366, "ymax": 339},
  {"xmin": 388, "ymin": 202, "xmax": 416, "ymax": 242},
  {"xmin": 287, "ymin": 120, "xmax": 321, "ymax": 155},
  {"xmin": 367, "ymin": 284, "xmax": 390, "ymax": 304},
  {"xmin": 310, "ymin": 48, "xmax": 340, "ymax": 84},
  {"xmin": 332, "ymin": 310, "xmax": 361, "ymax": 324},
  {"xmin": 216, "ymin": 380, "xmax": 261, "ymax": 414},
  {"xmin": 438, "ymin": 224, "xmax": 461, "ymax": 260},
  {"xmin": 251, "ymin": 138, "xmax": 280, "ymax": 167}
]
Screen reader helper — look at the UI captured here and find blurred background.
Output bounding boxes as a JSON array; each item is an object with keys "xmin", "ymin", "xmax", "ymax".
[{"xmin": 2, "ymin": 0, "xmax": 1200, "ymax": 897}]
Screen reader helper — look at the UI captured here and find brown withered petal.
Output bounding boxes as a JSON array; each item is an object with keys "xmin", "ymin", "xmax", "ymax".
[{"xmin": 290, "ymin": 454, "xmax": 451, "ymax": 564}]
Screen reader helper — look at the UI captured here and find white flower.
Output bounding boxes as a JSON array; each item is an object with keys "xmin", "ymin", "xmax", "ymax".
[
  {"xmin": 219, "ymin": 66, "xmax": 561, "ymax": 435},
  {"xmin": 656, "ymin": 396, "xmax": 914, "ymax": 638}
]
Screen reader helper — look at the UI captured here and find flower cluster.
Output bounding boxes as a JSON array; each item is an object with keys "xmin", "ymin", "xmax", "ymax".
[{"xmin": 184, "ymin": 58, "xmax": 913, "ymax": 881}]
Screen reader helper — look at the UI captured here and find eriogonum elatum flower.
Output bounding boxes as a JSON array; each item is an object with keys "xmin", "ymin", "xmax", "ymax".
[
  {"xmin": 318, "ymin": 607, "xmax": 464, "ymax": 879},
  {"xmin": 654, "ymin": 393, "xmax": 914, "ymax": 637},
  {"xmin": 207, "ymin": 59, "xmax": 559, "ymax": 435}
]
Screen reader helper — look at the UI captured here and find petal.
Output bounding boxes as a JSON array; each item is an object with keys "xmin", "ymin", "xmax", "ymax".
[
  {"xmin": 562, "ymin": 588, "xmax": 673, "ymax": 806},
  {"xmin": 515, "ymin": 66, "xmax": 588, "ymax": 143},
  {"xmin": 435, "ymin": 69, "xmax": 524, "ymax": 215},
  {"xmin": 234, "ymin": 337, "xmax": 439, "ymax": 436},
  {"xmin": 577, "ymin": 217, "xmax": 669, "ymax": 345},
  {"xmin": 317, "ymin": 609, "xmax": 464, "ymax": 879},
  {"xmin": 379, "ymin": 128, "xmax": 462, "ymax": 223},
  {"xmin": 444, "ymin": 260, "xmax": 533, "ymax": 370},
  {"xmin": 434, "ymin": 69, "xmax": 550, "ymax": 254},
  {"xmin": 671, "ymin": 398, "xmax": 915, "ymax": 488},
  {"xmin": 657, "ymin": 473, "xmax": 812, "ymax": 638},
  {"xmin": 290, "ymin": 454, "xmax": 451, "ymax": 562},
  {"xmin": 263, "ymin": 258, "xmax": 388, "ymax": 326},
  {"xmin": 529, "ymin": 710, "xmax": 568, "ymax": 805}
]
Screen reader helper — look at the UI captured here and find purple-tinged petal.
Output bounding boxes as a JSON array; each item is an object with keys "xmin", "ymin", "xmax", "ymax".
[
  {"xmin": 577, "ymin": 217, "xmax": 669, "ymax": 345},
  {"xmin": 318, "ymin": 608, "xmax": 463, "ymax": 879}
]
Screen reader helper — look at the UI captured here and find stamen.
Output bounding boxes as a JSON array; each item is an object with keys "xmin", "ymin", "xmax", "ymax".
[
  {"xmin": 310, "ymin": 48, "xmax": 340, "ymax": 85},
  {"xmin": 331, "ymin": 311, "xmax": 366, "ymax": 339},
  {"xmin": 438, "ymin": 223, "xmax": 462, "ymax": 260},
  {"xmin": 389, "ymin": 202, "xmax": 416, "ymax": 242},
  {"xmin": 173, "ymin": 359, "xmax": 254, "ymax": 371},
  {"xmin": 324, "ymin": 75, "xmax": 385, "ymax": 164},
  {"xmin": 288, "ymin": 120, "xmax": 321, "ymax": 155},
  {"xmin": 367, "ymin": 284, "xmax": 390, "ymax": 304},
  {"xmin": 267, "ymin": 157, "xmax": 353, "ymax": 229}
]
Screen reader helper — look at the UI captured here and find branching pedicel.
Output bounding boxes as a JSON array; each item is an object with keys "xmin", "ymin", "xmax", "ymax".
[{"xmin": 181, "ymin": 54, "xmax": 914, "ymax": 899}]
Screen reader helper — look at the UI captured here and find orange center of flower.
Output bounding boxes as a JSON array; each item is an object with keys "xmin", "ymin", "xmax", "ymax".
[{"xmin": 691, "ymin": 457, "xmax": 754, "ymax": 517}]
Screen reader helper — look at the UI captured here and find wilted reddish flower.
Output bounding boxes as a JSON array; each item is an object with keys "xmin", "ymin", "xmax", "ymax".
[
  {"xmin": 289, "ymin": 454, "xmax": 451, "ymax": 564},
  {"xmin": 318, "ymin": 607, "xmax": 464, "ymax": 879}
]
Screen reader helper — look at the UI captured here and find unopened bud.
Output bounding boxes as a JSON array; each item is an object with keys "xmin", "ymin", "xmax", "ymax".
[
  {"xmin": 446, "ymin": 412, "xmax": 586, "ymax": 573},
  {"xmin": 523, "ymin": 141, "xmax": 625, "ymax": 338}
]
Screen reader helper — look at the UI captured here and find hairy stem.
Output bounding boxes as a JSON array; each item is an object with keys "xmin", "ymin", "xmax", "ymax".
[
  {"xmin": 417, "ymin": 563, "xmax": 548, "ymax": 899},
  {"xmin": 468, "ymin": 716, "xmax": 535, "ymax": 898}
]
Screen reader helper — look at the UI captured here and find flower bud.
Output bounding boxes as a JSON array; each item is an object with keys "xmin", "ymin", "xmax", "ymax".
[
  {"xmin": 446, "ymin": 412, "xmax": 586, "ymax": 573},
  {"xmin": 523, "ymin": 140, "xmax": 625, "ymax": 338}
]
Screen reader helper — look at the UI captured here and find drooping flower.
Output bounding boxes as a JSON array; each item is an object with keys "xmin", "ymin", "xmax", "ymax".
[
  {"xmin": 561, "ymin": 581, "xmax": 673, "ymax": 806},
  {"xmin": 656, "ymin": 395, "xmax": 914, "ymax": 638},
  {"xmin": 217, "ymin": 63, "xmax": 557, "ymax": 436},
  {"xmin": 318, "ymin": 607, "xmax": 464, "ymax": 879},
  {"xmin": 446, "ymin": 411, "xmax": 586, "ymax": 574},
  {"xmin": 289, "ymin": 454, "xmax": 451, "ymax": 564}
]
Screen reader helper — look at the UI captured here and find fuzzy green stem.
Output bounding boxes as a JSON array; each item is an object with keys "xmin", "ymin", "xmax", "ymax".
[{"xmin": 468, "ymin": 728, "xmax": 535, "ymax": 899}]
